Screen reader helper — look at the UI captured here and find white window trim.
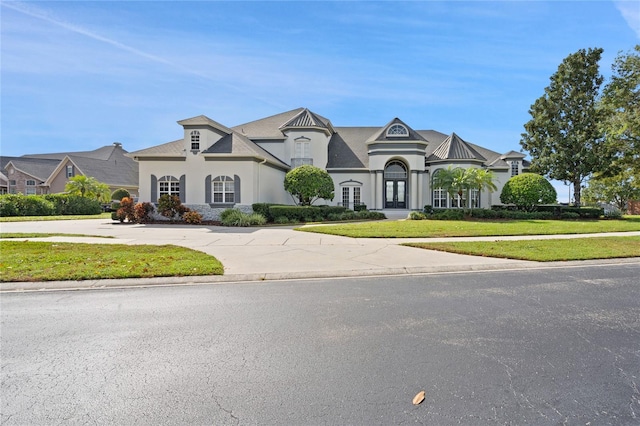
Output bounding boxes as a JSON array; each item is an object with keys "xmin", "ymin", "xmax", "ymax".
[{"xmin": 386, "ymin": 124, "xmax": 409, "ymax": 138}]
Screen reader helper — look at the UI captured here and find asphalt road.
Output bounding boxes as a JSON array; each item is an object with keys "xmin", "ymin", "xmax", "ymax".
[{"xmin": 2, "ymin": 263, "xmax": 639, "ymax": 425}]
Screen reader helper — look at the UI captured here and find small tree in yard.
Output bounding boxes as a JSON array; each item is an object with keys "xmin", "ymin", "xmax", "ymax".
[
  {"xmin": 157, "ymin": 194, "xmax": 188, "ymax": 221},
  {"xmin": 583, "ymin": 169, "xmax": 640, "ymax": 211},
  {"xmin": 111, "ymin": 188, "xmax": 130, "ymax": 201},
  {"xmin": 284, "ymin": 165, "xmax": 334, "ymax": 206},
  {"xmin": 500, "ymin": 173, "xmax": 557, "ymax": 211},
  {"xmin": 116, "ymin": 197, "xmax": 136, "ymax": 222}
]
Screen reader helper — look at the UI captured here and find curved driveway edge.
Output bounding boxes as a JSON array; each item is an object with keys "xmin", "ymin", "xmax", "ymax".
[{"xmin": 1, "ymin": 219, "xmax": 639, "ymax": 291}]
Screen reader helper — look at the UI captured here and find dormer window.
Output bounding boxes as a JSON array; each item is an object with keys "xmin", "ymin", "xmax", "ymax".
[
  {"xmin": 511, "ymin": 161, "xmax": 519, "ymax": 177},
  {"xmin": 190, "ymin": 130, "xmax": 200, "ymax": 150},
  {"xmin": 387, "ymin": 124, "xmax": 409, "ymax": 137}
]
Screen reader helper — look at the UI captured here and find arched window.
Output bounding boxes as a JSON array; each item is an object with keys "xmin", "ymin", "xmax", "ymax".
[
  {"xmin": 190, "ymin": 130, "xmax": 200, "ymax": 150},
  {"xmin": 387, "ymin": 124, "xmax": 409, "ymax": 137},
  {"xmin": 384, "ymin": 160, "xmax": 407, "ymax": 179},
  {"xmin": 213, "ymin": 175, "xmax": 234, "ymax": 203},
  {"xmin": 158, "ymin": 175, "xmax": 180, "ymax": 198}
]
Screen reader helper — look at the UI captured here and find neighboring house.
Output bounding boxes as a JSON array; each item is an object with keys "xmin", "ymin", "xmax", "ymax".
[
  {"xmin": 129, "ymin": 108, "xmax": 529, "ymax": 214},
  {"xmin": 0, "ymin": 143, "xmax": 139, "ymax": 197}
]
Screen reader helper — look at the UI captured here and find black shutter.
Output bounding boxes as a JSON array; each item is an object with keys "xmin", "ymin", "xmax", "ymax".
[
  {"xmin": 179, "ymin": 175, "xmax": 186, "ymax": 203},
  {"xmin": 151, "ymin": 175, "xmax": 157, "ymax": 202},
  {"xmin": 234, "ymin": 175, "xmax": 241, "ymax": 204},
  {"xmin": 205, "ymin": 175, "xmax": 211, "ymax": 203}
]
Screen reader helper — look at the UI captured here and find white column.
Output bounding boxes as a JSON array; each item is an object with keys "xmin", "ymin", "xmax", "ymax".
[
  {"xmin": 376, "ymin": 171, "xmax": 383, "ymax": 209},
  {"xmin": 411, "ymin": 171, "xmax": 418, "ymax": 210}
]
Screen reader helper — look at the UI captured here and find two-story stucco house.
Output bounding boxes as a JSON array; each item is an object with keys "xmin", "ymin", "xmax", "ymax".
[{"xmin": 129, "ymin": 108, "xmax": 529, "ymax": 216}]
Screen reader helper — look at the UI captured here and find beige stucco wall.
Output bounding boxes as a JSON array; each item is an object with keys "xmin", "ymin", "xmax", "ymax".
[{"xmin": 282, "ymin": 130, "xmax": 330, "ymax": 168}]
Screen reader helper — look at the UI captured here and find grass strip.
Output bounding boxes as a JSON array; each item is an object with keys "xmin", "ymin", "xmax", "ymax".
[
  {"xmin": 403, "ymin": 236, "xmax": 640, "ymax": 262},
  {"xmin": 0, "ymin": 213, "xmax": 112, "ymax": 222},
  {"xmin": 297, "ymin": 218, "xmax": 640, "ymax": 238},
  {"xmin": 0, "ymin": 233, "xmax": 113, "ymax": 239},
  {"xmin": 0, "ymin": 241, "xmax": 223, "ymax": 282}
]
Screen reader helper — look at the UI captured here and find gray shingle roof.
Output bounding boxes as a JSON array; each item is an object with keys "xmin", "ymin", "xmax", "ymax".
[
  {"xmin": 232, "ymin": 108, "xmax": 333, "ymax": 139},
  {"xmin": 66, "ymin": 146, "xmax": 138, "ymax": 187},
  {"xmin": 3, "ymin": 144, "xmax": 139, "ymax": 188},
  {"xmin": 128, "ymin": 140, "xmax": 184, "ymax": 157},
  {"xmin": 366, "ymin": 118, "xmax": 428, "ymax": 143},
  {"xmin": 202, "ymin": 132, "xmax": 289, "ymax": 167},
  {"xmin": 1, "ymin": 157, "xmax": 60, "ymax": 181}
]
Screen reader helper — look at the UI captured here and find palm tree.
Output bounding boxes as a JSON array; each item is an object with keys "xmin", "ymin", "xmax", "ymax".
[
  {"xmin": 432, "ymin": 166, "xmax": 468, "ymax": 208},
  {"xmin": 65, "ymin": 175, "xmax": 103, "ymax": 199},
  {"xmin": 464, "ymin": 168, "xmax": 498, "ymax": 214},
  {"xmin": 432, "ymin": 167, "xmax": 497, "ymax": 213}
]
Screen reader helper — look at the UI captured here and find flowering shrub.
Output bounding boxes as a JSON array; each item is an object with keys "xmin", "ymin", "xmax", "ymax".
[
  {"xmin": 183, "ymin": 210, "xmax": 203, "ymax": 224},
  {"xmin": 157, "ymin": 195, "xmax": 188, "ymax": 221},
  {"xmin": 116, "ymin": 197, "xmax": 136, "ymax": 222},
  {"xmin": 134, "ymin": 202, "xmax": 155, "ymax": 223}
]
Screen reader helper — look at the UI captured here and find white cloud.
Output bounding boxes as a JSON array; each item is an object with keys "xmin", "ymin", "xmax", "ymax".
[{"xmin": 614, "ymin": 0, "xmax": 640, "ymax": 39}]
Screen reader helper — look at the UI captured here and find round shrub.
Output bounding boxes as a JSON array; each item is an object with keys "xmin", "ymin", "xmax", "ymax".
[
  {"xmin": 408, "ymin": 211, "xmax": 427, "ymax": 220},
  {"xmin": 183, "ymin": 210, "xmax": 203, "ymax": 224},
  {"xmin": 111, "ymin": 188, "xmax": 130, "ymax": 201},
  {"xmin": 500, "ymin": 173, "xmax": 557, "ymax": 211},
  {"xmin": 134, "ymin": 202, "xmax": 155, "ymax": 223}
]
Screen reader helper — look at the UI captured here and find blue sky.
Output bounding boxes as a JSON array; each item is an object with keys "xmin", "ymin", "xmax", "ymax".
[{"xmin": 1, "ymin": 1, "xmax": 639, "ymax": 201}]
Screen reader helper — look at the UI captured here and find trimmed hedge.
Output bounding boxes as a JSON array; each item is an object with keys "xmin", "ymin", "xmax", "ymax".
[
  {"xmin": 268, "ymin": 205, "xmax": 348, "ymax": 222},
  {"xmin": 415, "ymin": 206, "xmax": 603, "ymax": 221},
  {"xmin": 0, "ymin": 194, "xmax": 102, "ymax": 216}
]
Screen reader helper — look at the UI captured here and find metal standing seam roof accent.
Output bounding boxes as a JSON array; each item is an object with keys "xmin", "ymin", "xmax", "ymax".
[
  {"xmin": 427, "ymin": 132, "xmax": 487, "ymax": 162},
  {"xmin": 279, "ymin": 108, "xmax": 331, "ymax": 131}
]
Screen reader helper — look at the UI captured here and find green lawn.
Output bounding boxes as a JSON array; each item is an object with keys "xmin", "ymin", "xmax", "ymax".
[
  {"xmin": 0, "ymin": 241, "xmax": 223, "ymax": 282},
  {"xmin": 0, "ymin": 233, "xmax": 112, "ymax": 239},
  {"xmin": 297, "ymin": 217, "xmax": 640, "ymax": 238},
  {"xmin": 0, "ymin": 213, "xmax": 112, "ymax": 222},
  {"xmin": 404, "ymin": 236, "xmax": 640, "ymax": 262}
]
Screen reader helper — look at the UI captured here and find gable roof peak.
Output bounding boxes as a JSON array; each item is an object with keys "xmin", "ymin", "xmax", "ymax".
[
  {"xmin": 177, "ymin": 115, "xmax": 232, "ymax": 133},
  {"xmin": 428, "ymin": 132, "xmax": 486, "ymax": 162},
  {"xmin": 279, "ymin": 108, "xmax": 333, "ymax": 134},
  {"xmin": 366, "ymin": 117, "xmax": 427, "ymax": 143}
]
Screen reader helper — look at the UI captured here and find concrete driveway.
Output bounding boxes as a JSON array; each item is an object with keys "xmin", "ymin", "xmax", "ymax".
[{"xmin": 1, "ymin": 218, "xmax": 638, "ymax": 290}]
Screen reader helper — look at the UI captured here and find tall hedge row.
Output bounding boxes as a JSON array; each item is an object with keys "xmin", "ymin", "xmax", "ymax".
[{"xmin": 0, "ymin": 194, "xmax": 102, "ymax": 216}]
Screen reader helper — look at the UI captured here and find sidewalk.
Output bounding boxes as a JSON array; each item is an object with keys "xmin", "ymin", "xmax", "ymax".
[{"xmin": 1, "ymin": 218, "xmax": 639, "ymax": 291}]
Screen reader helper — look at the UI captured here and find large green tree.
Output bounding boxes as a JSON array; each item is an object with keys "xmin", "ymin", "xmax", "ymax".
[
  {"xmin": 521, "ymin": 47, "xmax": 613, "ymax": 207},
  {"xmin": 601, "ymin": 45, "xmax": 640, "ymax": 179},
  {"xmin": 583, "ymin": 170, "xmax": 640, "ymax": 211},
  {"xmin": 284, "ymin": 165, "xmax": 335, "ymax": 206}
]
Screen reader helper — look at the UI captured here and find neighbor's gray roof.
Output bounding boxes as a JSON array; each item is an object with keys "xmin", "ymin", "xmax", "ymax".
[
  {"xmin": 66, "ymin": 146, "xmax": 138, "ymax": 187},
  {"xmin": 0, "ymin": 156, "xmax": 60, "ymax": 181},
  {"xmin": 4, "ymin": 145, "xmax": 139, "ymax": 187}
]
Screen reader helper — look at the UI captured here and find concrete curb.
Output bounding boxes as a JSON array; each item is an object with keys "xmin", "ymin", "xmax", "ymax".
[{"xmin": 2, "ymin": 257, "xmax": 638, "ymax": 292}]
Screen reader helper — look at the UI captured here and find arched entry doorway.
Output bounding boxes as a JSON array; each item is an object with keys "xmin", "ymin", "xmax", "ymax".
[{"xmin": 384, "ymin": 160, "xmax": 407, "ymax": 209}]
